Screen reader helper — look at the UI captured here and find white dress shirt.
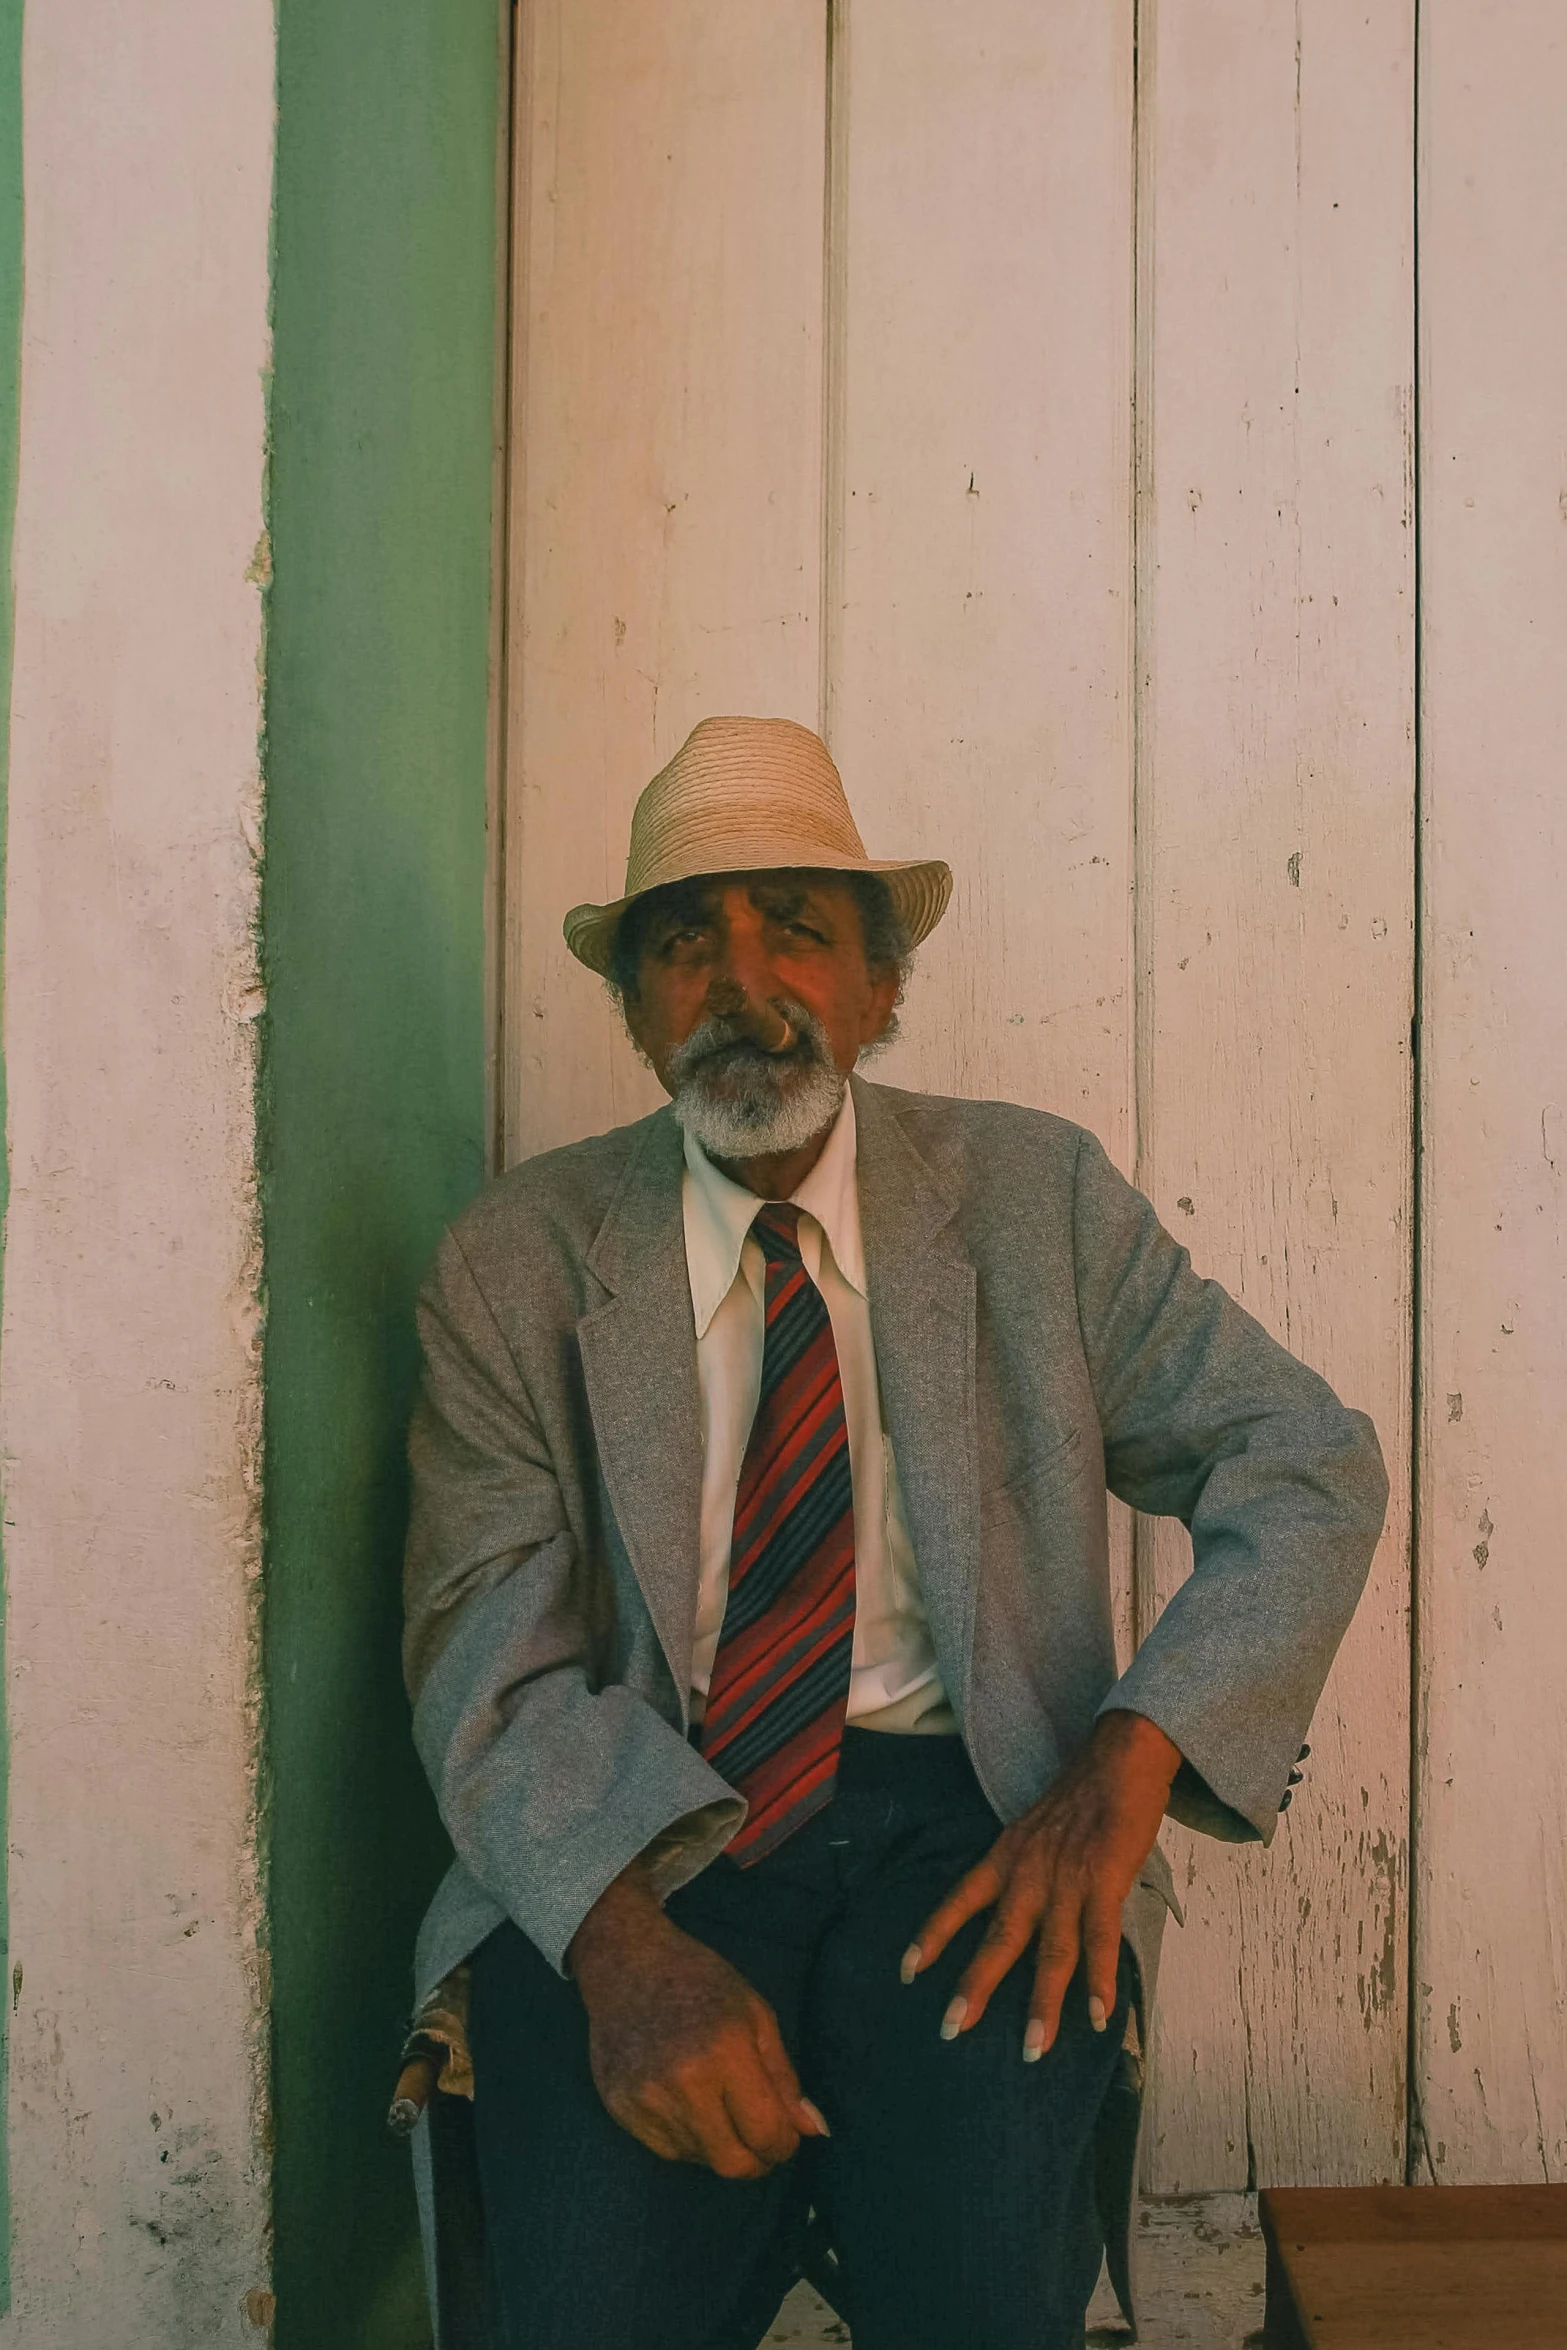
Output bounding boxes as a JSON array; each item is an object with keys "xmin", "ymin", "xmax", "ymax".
[{"xmin": 682, "ymin": 1087, "xmax": 958, "ymax": 1735}]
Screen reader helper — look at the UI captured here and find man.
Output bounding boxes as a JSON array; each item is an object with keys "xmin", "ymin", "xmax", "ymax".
[{"xmin": 403, "ymin": 715, "xmax": 1388, "ymax": 2350}]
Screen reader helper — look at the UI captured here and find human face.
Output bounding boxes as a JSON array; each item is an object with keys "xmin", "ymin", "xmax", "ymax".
[{"xmin": 622, "ymin": 872, "xmax": 900, "ymax": 1161}]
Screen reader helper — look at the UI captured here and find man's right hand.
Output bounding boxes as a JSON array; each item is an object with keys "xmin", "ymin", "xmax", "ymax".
[{"xmin": 566, "ymin": 1860, "xmax": 829, "ymax": 2179}]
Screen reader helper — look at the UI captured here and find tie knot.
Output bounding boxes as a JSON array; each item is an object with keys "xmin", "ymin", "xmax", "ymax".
[{"xmin": 751, "ymin": 1201, "xmax": 803, "ymax": 1264}]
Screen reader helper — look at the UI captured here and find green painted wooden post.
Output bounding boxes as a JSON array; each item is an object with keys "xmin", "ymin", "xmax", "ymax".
[{"xmin": 264, "ymin": 4, "xmax": 501, "ymax": 2340}]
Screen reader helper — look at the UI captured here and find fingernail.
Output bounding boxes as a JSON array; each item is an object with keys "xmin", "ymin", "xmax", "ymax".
[
  {"xmin": 900, "ymin": 1944, "xmax": 922, "ymax": 1986},
  {"xmin": 939, "ymin": 1996, "xmax": 967, "ymax": 2042},
  {"xmin": 1022, "ymin": 2019, "xmax": 1046, "ymax": 2063},
  {"xmin": 799, "ymin": 2099, "xmax": 832, "ymax": 2138},
  {"xmin": 1088, "ymin": 1996, "xmax": 1108, "ymax": 2033}
]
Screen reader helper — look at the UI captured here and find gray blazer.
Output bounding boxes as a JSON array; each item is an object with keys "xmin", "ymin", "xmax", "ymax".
[{"xmin": 403, "ymin": 1075, "xmax": 1387, "ymax": 2312}]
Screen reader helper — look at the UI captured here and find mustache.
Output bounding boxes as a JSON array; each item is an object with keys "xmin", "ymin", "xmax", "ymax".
[{"xmin": 667, "ymin": 1001, "xmax": 828, "ymax": 1083}]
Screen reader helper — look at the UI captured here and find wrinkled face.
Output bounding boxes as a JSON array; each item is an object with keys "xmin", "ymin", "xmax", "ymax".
[{"xmin": 621, "ymin": 871, "xmax": 900, "ymax": 1161}]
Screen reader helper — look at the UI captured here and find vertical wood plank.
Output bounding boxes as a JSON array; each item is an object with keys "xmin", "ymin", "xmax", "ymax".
[
  {"xmin": 1415, "ymin": 2, "xmax": 1567, "ymax": 2185},
  {"xmin": 827, "ymin": 0, "xmax": 1138, "ymax": 1685},
  {"xmin": 1136, "ymin": 0, "xmax": 1415, "ymax": 2190},
  {"xmin": 829, "ymin": 0, "xmax": 1136, "ymax": 1150},
  {"xmin": 501, "ymin": 0, "xmax": 826, "ymax": 1161}
]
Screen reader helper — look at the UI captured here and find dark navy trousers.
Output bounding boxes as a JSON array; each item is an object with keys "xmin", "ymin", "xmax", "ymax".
[{"xmin": 468, "ymin": 1727, "xmax": 1134, "ymax": 2350}]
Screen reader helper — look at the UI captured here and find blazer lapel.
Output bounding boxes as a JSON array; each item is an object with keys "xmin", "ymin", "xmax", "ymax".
[
  {"xmin": 575, "ymin": 1082, "xmax": 985, "ymax": 1725},
  {"xmin": 577, "ymin": 1109, "xmax": 705, "ymax": 1709},
  {"xmin": 851, "ymin": 1077, "xmax": 983, "ymax": 1711}
]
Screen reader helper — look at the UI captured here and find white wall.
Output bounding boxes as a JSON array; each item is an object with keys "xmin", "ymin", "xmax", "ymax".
[
  {"xmin": 499, "ymin": 0, "xmax": 1417, "ymax": 2193},
  {"xmin": 1415, "ymin": 0, "xmax": 1567, "ymax": 2187},
  {"xmin": 500, "ymin": 0, "xmax": 828, "ymax": 1156},
  {"xmin": 0, "ymin": 3, "xmax": 275, "ymax": 2338},
  {"xmin": 1131, "ymin": 0, "xmax": 1414, "ymax": 2192}
]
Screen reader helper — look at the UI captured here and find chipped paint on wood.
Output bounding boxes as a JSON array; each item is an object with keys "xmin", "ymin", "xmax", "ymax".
[
  {"xmin": 1414, "ymin": 0, "xmax": 1567, "ymax": 2189},
  {"xmin": 495, "ymin": 0, "xmax": 1567, "ymax": 2209},
  {"xmin": 498, "ymin": 0, "xmax": 1414, "ymax": 2193},
  {"xmin": 0, "ymin": 1, "xmax": 274, "ymax": 2334},
  {"xmin": 1134, "ymin": 0, "xmax": 1415, "ymax": 2193}
]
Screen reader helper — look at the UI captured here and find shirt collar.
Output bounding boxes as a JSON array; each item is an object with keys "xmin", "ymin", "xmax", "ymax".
[{"xmin": 681, "ymin": 1086, "xmax": 866, "ymax": 1339}]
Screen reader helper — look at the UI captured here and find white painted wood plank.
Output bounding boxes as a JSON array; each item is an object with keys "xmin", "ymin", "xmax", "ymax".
[
  {"xmin": 829, "ymin": 0, "xmax": 1136, "ymax": 1155},
  {"xmin": 1135, "ymin": 0, "xmax": 1415, "ymax": 2191},
  {"xmin": 827, "ymin": 0, "xmax": 1138, "ymax": 1682},
  {"xmin": 1415, "ymin": 1, "xmax": 1567, "ymax": 2187},
  {"xmin": 1, "ymin": 1, "xmax": 274, "ymax": 2330},
  {"xmin": 501, "ymin": 0, "xmax": 827, "ymax": 1161}
]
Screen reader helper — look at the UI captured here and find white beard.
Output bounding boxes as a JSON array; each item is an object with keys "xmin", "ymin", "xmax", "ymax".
[{"xmin": 667, "ymin": 1006, "xmax": 846, "ymax": 1165}]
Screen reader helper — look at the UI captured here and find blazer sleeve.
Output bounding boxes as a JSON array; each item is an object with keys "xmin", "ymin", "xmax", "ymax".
[
  {"xmin": 1069, "ymin": 1128, "xmax": 1390, "ymax": 1843},
  {"xmin": 403, "ymin": 1227, "xmax": 743, "ymax": 1975}
]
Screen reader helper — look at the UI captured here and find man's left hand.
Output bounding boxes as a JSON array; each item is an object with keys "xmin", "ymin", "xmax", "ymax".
[{"xmin": 903, "ymin": 1709, "xmax": 1181, "ymax": 2059}]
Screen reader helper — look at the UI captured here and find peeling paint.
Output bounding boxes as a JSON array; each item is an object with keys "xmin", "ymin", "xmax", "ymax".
[{"xmin": 0, "ymin": 1, "xmax": 275, "ymax": 2333}]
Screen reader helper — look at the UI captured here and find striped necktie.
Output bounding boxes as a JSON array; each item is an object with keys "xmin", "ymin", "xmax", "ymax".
[{"xmin": 699, "ymin": 1201, "xmax": 857, "ymax": 1864}]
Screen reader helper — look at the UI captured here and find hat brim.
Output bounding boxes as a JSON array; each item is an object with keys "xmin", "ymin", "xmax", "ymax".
[{"xmin": 563, "ymin": 852, "xmax": 954, "ymax": 979}]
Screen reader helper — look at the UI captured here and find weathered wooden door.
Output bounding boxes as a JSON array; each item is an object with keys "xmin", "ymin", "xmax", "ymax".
[{"xmin": 494, "ymin": 0, "xmax": 1567, "ymax": 2193}]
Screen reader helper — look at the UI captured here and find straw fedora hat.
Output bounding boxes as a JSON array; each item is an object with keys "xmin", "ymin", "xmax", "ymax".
[{"xmin": 563, "ymin": 715, "xmax": 953, "ymax": 978}]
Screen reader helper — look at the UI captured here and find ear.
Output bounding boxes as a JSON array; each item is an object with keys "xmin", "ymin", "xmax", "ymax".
[
  {"xmin": 621, "ymin": 981, "xmax": 652, "ymax": 1056},
  {"xmin": 858, "ymin": 963, "xmax": 901, "ymax": 1052}
]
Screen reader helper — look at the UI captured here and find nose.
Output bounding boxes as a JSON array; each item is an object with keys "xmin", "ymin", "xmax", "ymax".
[
  {"xmin": 704, "ymin": 901, "xmax": 795, "ymax": 1052},
  {"xmin": 704, "ymin": 974, "xmax": 794, "ymax": 1053}
]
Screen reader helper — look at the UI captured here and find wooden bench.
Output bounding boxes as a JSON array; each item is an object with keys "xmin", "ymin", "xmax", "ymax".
[{"xmin": 1259, "ymin": 2184, "xmax": 1567, "ymax": 2348}]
